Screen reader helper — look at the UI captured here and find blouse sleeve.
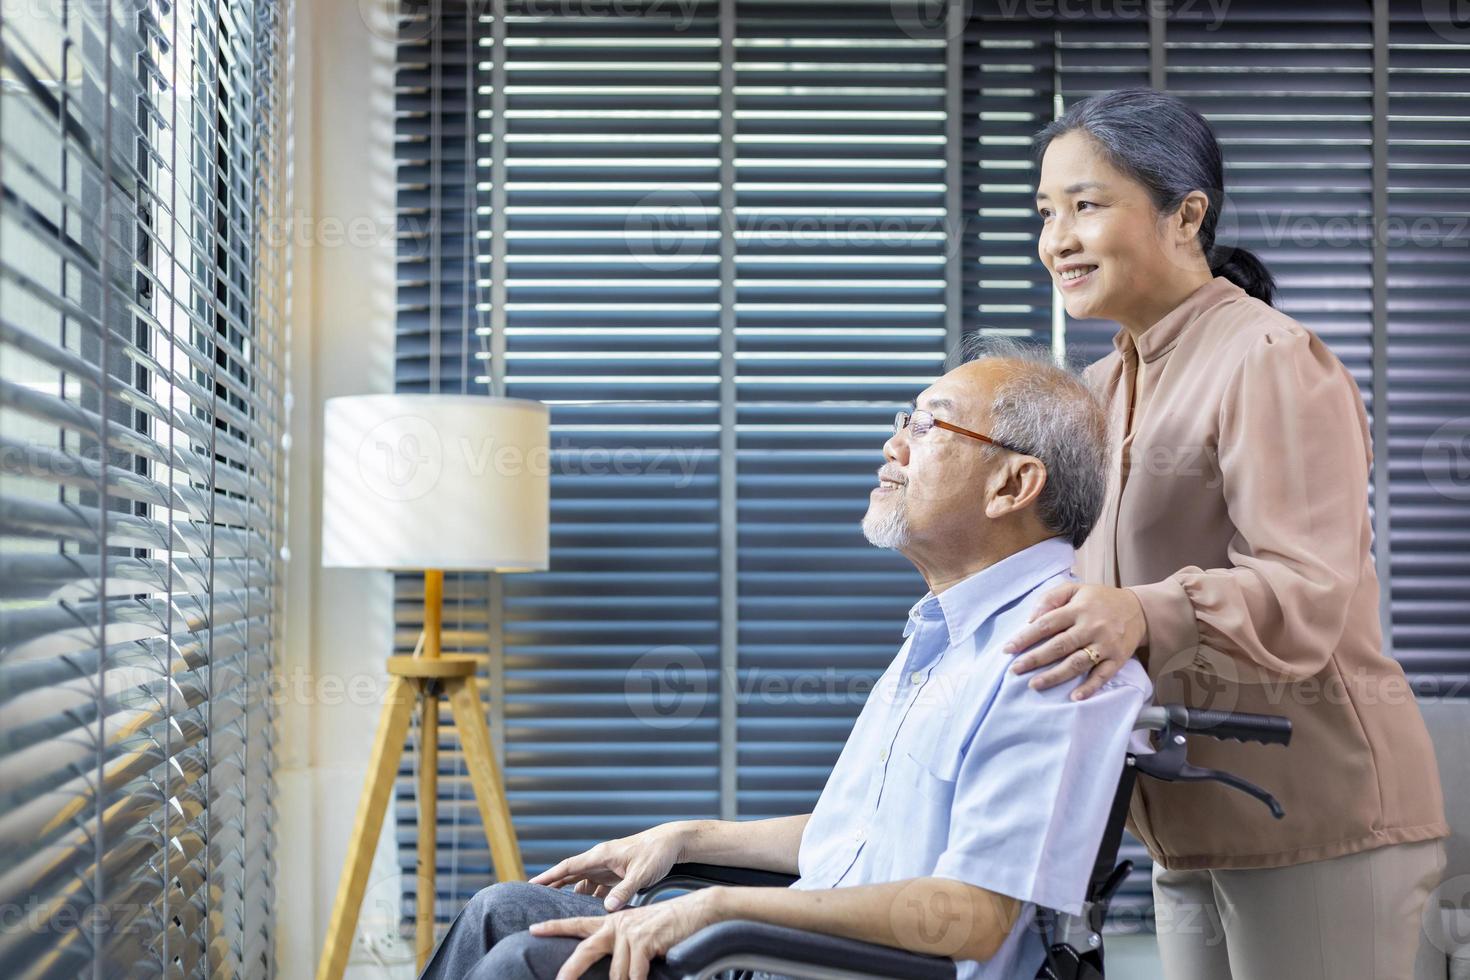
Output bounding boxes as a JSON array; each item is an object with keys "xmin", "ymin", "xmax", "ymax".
[{"xmin": 1127, "ymin": 329, "xmax": 1375, "ymax": 680}]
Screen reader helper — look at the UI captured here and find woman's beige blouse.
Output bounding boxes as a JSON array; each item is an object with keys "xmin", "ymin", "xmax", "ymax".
[{"xmin": 1076, "ymin": 275, "xmax": 1449, "ymax": 871}]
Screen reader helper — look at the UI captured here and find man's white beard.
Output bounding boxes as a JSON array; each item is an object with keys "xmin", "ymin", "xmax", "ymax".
[{"xmin": 862, "ymin": 491, "xmax": 910, "ymax": 549}]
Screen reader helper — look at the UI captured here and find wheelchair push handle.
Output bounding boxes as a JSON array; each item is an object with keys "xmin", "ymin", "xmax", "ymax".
[
  {"xmin": 1168, "ymin": 705, "xmax": 1293, "ymax": 746},
  {"xmin": 1133, "ymin": 705, "xmax": 1292, "ymax": 747}
]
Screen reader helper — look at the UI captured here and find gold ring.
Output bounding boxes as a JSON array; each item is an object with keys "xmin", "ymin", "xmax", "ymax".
[{"xmin": 1082, "ymin": 646, "xmax": 1101, "ymax": 666}]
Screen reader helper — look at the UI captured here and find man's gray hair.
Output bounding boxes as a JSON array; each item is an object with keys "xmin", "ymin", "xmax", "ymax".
[{"xmin": 947, "ymin": 335, "xmax": 1108, "ymax": 548}]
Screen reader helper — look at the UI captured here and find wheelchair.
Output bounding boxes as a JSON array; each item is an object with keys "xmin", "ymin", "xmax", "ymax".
[{"xmin": 629, "ymin": 704, "xmax": 1293, "ymax": 980}]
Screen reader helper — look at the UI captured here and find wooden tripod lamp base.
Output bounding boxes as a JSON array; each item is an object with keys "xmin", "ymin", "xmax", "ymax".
[{"xmin": 316, "ymin": 570, "xmax": 525, "ymax": 980}]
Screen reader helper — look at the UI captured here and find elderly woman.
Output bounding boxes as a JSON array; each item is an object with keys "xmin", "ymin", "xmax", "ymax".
[{"xmin": 1003, "ymin": 88, "xmax": 1449, "ymax": 980}]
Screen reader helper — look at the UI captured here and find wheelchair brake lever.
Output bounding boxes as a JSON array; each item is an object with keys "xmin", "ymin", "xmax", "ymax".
[
  {"xmin": 1132, "ymin": 713, "xmax": 1287, "ymax": 819},
  {"xmin": 1176, "ymin": 762, "xmax": 1285, "ymax": 819}
]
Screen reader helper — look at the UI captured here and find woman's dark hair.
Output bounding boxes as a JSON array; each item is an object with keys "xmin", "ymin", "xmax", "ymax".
[{"xmin": 1032, "ymin": 87, "xmax": 1275, "ymax": 307}]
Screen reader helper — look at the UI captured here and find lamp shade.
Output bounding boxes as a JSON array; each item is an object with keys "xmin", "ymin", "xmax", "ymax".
[{"xmin": 321, "ymin": 394, "xmax": 550, "ymax": 571}]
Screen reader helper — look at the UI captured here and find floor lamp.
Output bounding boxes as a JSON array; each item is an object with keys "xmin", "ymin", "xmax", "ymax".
[{"xmin": 317, "ymin": 394, "xmax": 550, "ymax": 979}]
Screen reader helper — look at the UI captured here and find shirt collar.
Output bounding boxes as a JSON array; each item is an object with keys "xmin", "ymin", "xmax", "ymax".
[
  {"xmin": 902, "ymin": 536, "xmax": 1076, "ymax": 647},
  {"xmin": 1110, "ymin": 275, "xmax": 1242, "ymax": 364}
]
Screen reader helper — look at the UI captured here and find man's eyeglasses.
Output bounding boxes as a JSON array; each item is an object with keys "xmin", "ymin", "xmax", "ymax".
[{"xmin": 893, "ymin": 409, "xmax": 1026, "ymax": 455}]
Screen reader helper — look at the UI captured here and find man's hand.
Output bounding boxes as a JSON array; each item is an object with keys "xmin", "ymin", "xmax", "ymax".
[
  {"xmin": 529, "ymin": 887, "xmax": 724, "ymax": 980},
  {"xmin": 1002, "ymin": 582, "xmax": 1148, "ymax": 700},
  {"xmin": 528, "ymin": 822, "xmax": 693, "ymax": 911}
]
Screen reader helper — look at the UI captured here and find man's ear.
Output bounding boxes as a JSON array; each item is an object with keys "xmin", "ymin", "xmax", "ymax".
[{"xmin": 984, "ymin": 455, "xmax": 1047, "ymax": 519}]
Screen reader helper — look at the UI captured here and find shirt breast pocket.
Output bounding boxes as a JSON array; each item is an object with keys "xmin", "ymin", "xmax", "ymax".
[{"xmin": 902, "ymin": 740, "xmax": 963, "ymax": 805}]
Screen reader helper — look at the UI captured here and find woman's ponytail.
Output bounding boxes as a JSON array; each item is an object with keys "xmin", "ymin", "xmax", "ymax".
[{"xmin": 1209, "ymin": 245, "xmax": 1276, "ymax": 306}]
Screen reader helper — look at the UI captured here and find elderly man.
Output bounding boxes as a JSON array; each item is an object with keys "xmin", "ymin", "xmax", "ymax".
[{"xmin": 419, "ymin": 340, "xmax": 1152, "ymax": 980}]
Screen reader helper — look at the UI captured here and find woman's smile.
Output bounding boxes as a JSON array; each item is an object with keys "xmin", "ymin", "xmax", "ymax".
[{"xmin": 1056, "ymin": 263, "xmax": 1099, "ymax": 290}]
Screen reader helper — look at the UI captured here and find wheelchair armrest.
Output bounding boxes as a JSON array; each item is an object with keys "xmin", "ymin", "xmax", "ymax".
[
  {"xmin": 666, "ymin": 919, "xmax": 958, "ymax": 980},
  {"xmin": 629, "ymin": 862, "xmax": 799, "ymax": 908},
  {"xmin": 664, "ymin": 862, "xmax": 801, "ymax": 889}
]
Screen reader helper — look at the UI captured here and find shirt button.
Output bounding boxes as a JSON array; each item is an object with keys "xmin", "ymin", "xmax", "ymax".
[
  {"xmin": 910, "ymin": 670, "xmax": 925, "ymax": 685},
  {"xmin": 853, "ymin": 825, "xmax": 866, "ymax": 842},
  {"xmin": 879, "ymin": 748, "xmax": 889, "ymax": 763}
]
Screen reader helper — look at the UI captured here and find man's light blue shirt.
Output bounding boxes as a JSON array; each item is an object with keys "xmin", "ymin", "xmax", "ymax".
[{"xmin": 790, "ymin": 536, "xmax": 1152, "ymax": 980}]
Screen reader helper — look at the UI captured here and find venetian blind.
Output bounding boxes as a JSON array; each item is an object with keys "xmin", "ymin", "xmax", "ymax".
[{"xmin": 0, "ymin": 0, "xmax": 291, "ymax": 976}]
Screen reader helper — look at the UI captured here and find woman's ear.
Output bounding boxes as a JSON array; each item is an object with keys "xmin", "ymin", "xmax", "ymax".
[
  {"xmin": 984, "ymin": 455, "xmax": 1048, "ymax": 519},
  {"xmin": 1174, "ymin": 189, "xmax": 1210, "ymax": 244}
]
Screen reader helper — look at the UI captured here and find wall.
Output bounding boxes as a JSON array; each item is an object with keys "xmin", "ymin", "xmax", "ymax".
[{"xmin": 277, "ymin": 0, "xmax": 409, "ymax": 974}]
